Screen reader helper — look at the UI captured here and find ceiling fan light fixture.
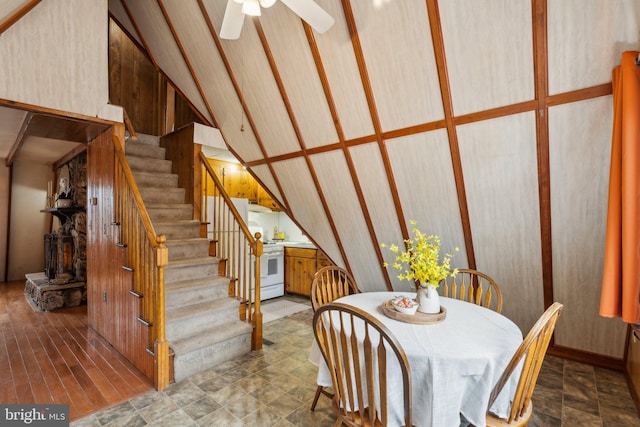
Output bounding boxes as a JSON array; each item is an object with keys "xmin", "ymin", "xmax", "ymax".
[
  {"xmin": 259, "ymin": 0, "xmax": 277, "ymax": 7},
  {"xmin": 242, "ymin": 0, "xmax": 261, "ymax": 16}
]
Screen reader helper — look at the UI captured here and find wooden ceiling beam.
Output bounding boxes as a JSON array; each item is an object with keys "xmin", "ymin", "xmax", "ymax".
[
  {"xmin": 532, "ymin": 0, "xmax": 554, "ymax": 311},
  {"xmin": 425, "ymin": 0, "xmax": 477, "ymax": 270},
  {"xmin": 341, "ymin": 0, "xmax": 409, "ymax": 291},
  {"xmin": 303, "ymin": 22, "xmax": 392, "ymax": 285},
  {"xmin": 254, "ymin": 20, "xmax": 351, "ymax": 271},
  {"xmin": 156, "ymin": 0, "xmax": 217, "ymax": 127},
  {"xmin": 196, "ymin": 0, "xmax": 292, "ymax": 213},
  {"xmin": 5, "ymin": 112, "xmax": 32, "ymax": 167}
]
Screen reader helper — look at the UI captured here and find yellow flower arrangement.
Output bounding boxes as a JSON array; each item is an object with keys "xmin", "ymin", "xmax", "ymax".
[{"xmin": 381, "ymin": 220, "xmax": 458, "ymax": 287}]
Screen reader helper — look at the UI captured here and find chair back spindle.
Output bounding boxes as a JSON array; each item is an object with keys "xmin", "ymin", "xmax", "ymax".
[
  {"xmin": 314, "ymin": 303, "xmax": 413, "ymax": 427},
  {"xmin": 442, "ymin": 269, "xmax": 503, "ymax": 313},
  {"xmin": 486, "ymin": 302, "xmax": 564, "ymax": 426}
]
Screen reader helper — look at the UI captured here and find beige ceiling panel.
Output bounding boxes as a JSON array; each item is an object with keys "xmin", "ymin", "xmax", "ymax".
[
  {"xmin": 17, "ymin": 137, "xmax": 81, "ymax": 165},
  {"xmin": 0, "ymin": 0, "xmax": 108, "ymax": 118},
  {"xmin": 201, "ymin": 0, "xmax": 300, "ymax": 158},
  {"xmin": 0, "ymin": 0, "xmax": 29, "ymax": 26},
  {"xmin": 386, "ymin": 130, "xmax": 466, "ymax": 286},
  {"xmin": 349, "ymin": 142, "xmax": 405, "ymax": 291},
  {"xmin": 440, "ymin": 0, "xmax": 534, "ymax": 116},
  {"xmin": 351, "ymin": 0, "xmax": 443, "ymax": 131},
  {"xmin": 124, "ymin": 0, "xmax": 212, "ymax": 124},
  {"xmin": 271, "ymin": 158, "xmax": 343, "ymax": 266},
  {"xmin": 260, "ymin": 3, "xmax": 338, "ymax": 149},
  {"xmin": 457, "ymin": 112, "xmax": 542, "ymax": 333},
  {"xmin": 310, "ymin": 150, "xmax": 385, "ymax": 292},
  {"xmin": 162, "ymin": 1, "xmax": 262, "ymax": 162},
  {"xmin": 314, "ymin": 0, "xmax": 374, "ymax": 140},
  {"xmin": 109, "ymin": 0, "xmax": 142, "ymax": 45},
  {"xmin": 250, "ymin": 164, "xmax": 283, "ymax": 207},
  {"xmin": 548, "ymin": 0, "xmax": 640, "ymax": 95},
  {"xmin": 549, "ymin": 97, "xmax": 625, "ymax": 358}
]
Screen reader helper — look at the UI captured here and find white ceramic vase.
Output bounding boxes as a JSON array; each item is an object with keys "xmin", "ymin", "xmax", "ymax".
[{"xmin": 417, "ymin": 283, "xmax": 440, "ymax": 314}]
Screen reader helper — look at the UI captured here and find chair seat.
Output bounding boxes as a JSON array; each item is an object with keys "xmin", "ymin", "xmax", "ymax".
[
  {"xmin": 333, "ymin": 403, "xmax": 416, "ymax": 427},
  {"xmin": 486, "ymin": 400, "xmax": 532, "ymax": 427}
]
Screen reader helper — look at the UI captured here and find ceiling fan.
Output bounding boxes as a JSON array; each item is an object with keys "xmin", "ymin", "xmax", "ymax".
[{"xmin": 220, "ymin": 0, "xmax": 335, "ymax": 40}]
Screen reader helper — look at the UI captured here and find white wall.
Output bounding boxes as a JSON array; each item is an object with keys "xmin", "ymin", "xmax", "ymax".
[
  {"xmin": 248, "ymin": 211, "xmax": 310, "ymax": 243},
  {"xmin": 7, "ymin": 161, "xmax": 52, "ymax": 281},
  {"xmin": 0, "ymin": 0, "xmax": 109, "ymax": 118},
  {"xmin": 0, "ymin": 161, "xmax": 9, "ymax": 281}
]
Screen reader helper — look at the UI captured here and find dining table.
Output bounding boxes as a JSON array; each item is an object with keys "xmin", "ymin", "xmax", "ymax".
[{"xmin": 309, "ymin": 291, "xmax": 523, "ymax": 427}]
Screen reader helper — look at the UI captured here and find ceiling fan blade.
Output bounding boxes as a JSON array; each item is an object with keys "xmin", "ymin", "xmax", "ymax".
[
  {"xmin": 280, "ymin": 0, "xmax": 335, "ymax": 34},
  {"xmin": 220, "ymin": 0, "xmax": 245, "ymax": 40}
]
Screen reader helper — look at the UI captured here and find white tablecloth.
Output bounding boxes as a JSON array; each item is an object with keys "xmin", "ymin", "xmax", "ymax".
[{"xmin": 310, "ymin": 292, "xmax": 523, "ymax": 427}]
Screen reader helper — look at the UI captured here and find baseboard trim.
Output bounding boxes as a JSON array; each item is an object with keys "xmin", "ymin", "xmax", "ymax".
[{"xmin": 547, "ymin": 344, "xmax": 624, "ymax": 371}]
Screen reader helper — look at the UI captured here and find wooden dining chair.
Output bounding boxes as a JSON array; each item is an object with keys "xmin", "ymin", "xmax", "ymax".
[
  {"xmin": 310, "ymin": 266, "xmax": 360, "ymax": 411},
  {"xmin": 441, "ymin": 268, "xmax": 503, "ymax": 313},
  {"xmin": 311, "ymin": 266, "xmax": 361, "ymax": 312},
  {"xmin": 313, "ymin": 302, "xmax": 413, "ymax": 427},
  {"xmin": 485, "ymin": 302, "xmax": 564, "ymax": 427}
]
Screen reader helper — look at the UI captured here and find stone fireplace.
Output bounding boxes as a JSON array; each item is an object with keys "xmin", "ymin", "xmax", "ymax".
[{"xmin": 24, "ymin": 154, "xmax": 88, "ymax": 311}]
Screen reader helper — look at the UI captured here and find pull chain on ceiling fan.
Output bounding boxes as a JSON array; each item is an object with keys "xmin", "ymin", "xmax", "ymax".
[{"xmin": 220, "ymin": 0, "xmax": 335, "ymax": 40}]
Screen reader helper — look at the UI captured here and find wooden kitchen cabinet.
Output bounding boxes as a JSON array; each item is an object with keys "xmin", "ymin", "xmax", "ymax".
[
  {"xmin": 206, "ymin": 158, "xmax": 258, "ymax": 201},
  {"xmin": 285, "ymin": 247, "xmax": 316, "ymax": 296},
  {"xmin": 206, "ymin": 158, "xmax": 280, "ymax": 208},
  {"xmin": 257, "ymin": 186, "xmax": 281, "ymax": 210},
  {"xmin": 284, "ymin": 247, "xmax": 334, "ymax": 296},
  {"xmin": 225, "ymin": 168, "xmax": 257, "ymax": 200}
]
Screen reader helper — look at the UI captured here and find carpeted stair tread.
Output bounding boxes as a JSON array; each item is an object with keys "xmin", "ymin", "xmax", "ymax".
[
  {"xmin": 165, "ymin": 276, "xmax": 228, "ymax": 293},
  {"xmin": 166, "ymin": 297, "xmax": 238, "ymax": 322},
  {"xmin": 127, "ymin": 132, "xmax": 159, "ymax": 146},
  {"xmin": 132, "ymin": 171, "xmax": 179, "ymax": 188},
  {"xmin": 125, "ymin": 142, "xmax": 166, "ymax": 159},
  {"xmin": 154, "ymin": 221, "xmax": 201, "ymax": 240},
  {"xmin": 146, "ymin": 202, "xmax": 194, "ymax": 209},
  {"xmin": 139, "ymin": 187, "xmax": 185, "ymax": 204},
  {"xmin": 164, "ymin": 238, "xmax": 210, "ymax": 259},
  {"xmin": 170, "ymin": 320, "xmax": 252, "ymax": 355},
  {"xmin": 146, "ymin": 205, "xmax": 193, "ymax": 222},
  {"xmin": 165, "ymin": 276, "xmax": 229, "ymax": 305},
  {"xmin": 126, "ymin": 155, "xmax": 172, "ymax": 173},
  {"xmin": 166, "ymin": 256, "xmax": 218, "ymax": 270}
]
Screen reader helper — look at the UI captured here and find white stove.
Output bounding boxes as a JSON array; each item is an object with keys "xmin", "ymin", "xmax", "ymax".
[{"xmin": 253, "ymin": 242, "xmax": 285, "ymax": 301}]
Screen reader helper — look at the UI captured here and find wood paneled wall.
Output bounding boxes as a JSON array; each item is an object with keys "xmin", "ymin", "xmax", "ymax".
[
  {"xmin": 87, "ymin": 125, "xmax": 153, "ymax": 380},
  {"xmin": 159, "ymin": 123, "xmax": 201, "ymax": 221},
  {"xmin": 109, "ymin": 19, "xmax": 165, "ymax": 136}
]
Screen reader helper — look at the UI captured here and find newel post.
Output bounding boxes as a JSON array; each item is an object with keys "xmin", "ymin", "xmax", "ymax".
[
  {"xmin": 252, "ymin": 236, "xmax": 264, "ymax": 350},
  {"xmin": 154, "ymin": 234, "xmax": 170, "ymax": 390}
]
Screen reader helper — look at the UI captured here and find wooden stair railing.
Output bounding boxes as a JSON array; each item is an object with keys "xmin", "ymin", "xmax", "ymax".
[
  {"xmin": 112, "ymin": 133, "xmax": 170, "ymax": 390},
  {"xmin": 199, "ymin": 151, "xmax": 264, "ymax": 350}
]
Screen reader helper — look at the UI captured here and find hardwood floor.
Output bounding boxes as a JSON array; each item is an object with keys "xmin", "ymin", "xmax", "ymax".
[{"xmin": 0, "ymin": 280, "xmax": 153, "ymax": 421}]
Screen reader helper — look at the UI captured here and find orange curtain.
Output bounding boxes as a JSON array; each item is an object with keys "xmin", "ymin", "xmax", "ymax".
[{"xmin": 600, "ymin": 51, "xmax": 640, "ymax": 323}]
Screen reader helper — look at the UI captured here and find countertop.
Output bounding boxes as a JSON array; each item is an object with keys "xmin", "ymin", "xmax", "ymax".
[{"xmin": 263, "ymin": 241, "xmax": 316, "ymax": 249}]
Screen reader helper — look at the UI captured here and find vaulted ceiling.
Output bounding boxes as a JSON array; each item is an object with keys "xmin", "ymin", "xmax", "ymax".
[
  {"xmin": 2, "ymin": 0, "xmax": 638, "ymax": 359},
  {"xmin": 106, "ymin": 0, "xmax": 640, "ymax": 355}
]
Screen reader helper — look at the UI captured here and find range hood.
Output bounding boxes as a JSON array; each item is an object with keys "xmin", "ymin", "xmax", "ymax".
[{"xmin": 248, "ymin": 203, "xmax": 272, "ymax": 213}]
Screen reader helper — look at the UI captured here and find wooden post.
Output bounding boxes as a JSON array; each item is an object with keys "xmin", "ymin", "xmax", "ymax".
[
  {"xmin": 154, "ymin": 235, "xmax": 170, "ymax": 390},
  {"xmin": 252, "ymin": 237, "xmax": 263, "ymax": 350}
]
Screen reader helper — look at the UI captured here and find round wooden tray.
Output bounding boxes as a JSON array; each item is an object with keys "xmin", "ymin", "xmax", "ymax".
[{"xmin": 381, "ymin": 300, "xmax": 446, "ymax": 324}]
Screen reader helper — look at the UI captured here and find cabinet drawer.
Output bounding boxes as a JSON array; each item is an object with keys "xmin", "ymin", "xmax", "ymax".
[{"xmin": 285, "ymin": 247, "xmax": 316, "ymax": 259}]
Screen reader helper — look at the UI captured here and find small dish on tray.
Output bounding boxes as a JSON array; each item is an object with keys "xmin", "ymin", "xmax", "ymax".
[
  {"xmin": 391, "ymin": 296, "xmax": 419, "ymax": 315},
  {"xmin": 381, "ymin": 300, "xmax": 446, "ymax": 324}
]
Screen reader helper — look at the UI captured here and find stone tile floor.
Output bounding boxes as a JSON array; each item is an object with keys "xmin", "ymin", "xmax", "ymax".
[{"xmin": 71, "ymin": 296, "xmax": 639, "ymax": 427}]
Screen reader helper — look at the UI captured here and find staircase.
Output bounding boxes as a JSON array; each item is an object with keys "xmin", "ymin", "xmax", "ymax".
[{"xmin": 125, "ymin": 133, "xmax": 252, "ymax": 383}]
